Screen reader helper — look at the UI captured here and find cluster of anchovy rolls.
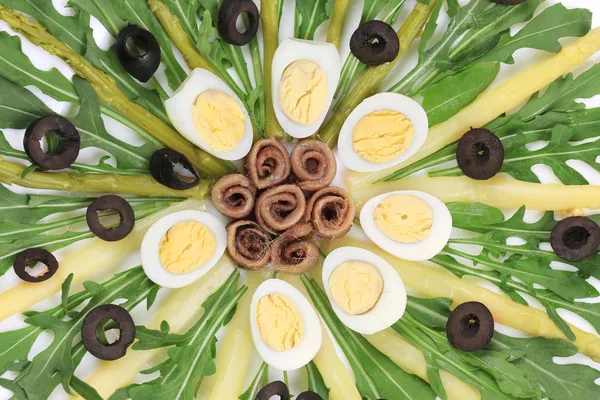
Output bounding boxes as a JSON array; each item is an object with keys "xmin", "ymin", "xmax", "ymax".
[{"xmin": 212, "ymin": 138, "xmax": 355, "ymax": 274}]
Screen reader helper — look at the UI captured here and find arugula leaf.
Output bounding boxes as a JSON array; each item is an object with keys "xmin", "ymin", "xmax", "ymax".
[
  {"xmin": 295, "ymin": 0, "xmax": 332, "ymax": 40},
  {"xmin": 306, "ymin": 361, "xmax": 330, "ymax": 400},
  {"xmin": 302, "ymin": 275, "xmax": 436, "ymax": 400},
  {"xmin": 159, "ymin": 0, "xmax": 199, "ymax": 40},
  {"xmin": 121, "ymin": 270, "xmax": 247, "ymax": 400},
  {"xmin": 238, "ymin": 362, "xmax": 268, "ymax": 400}
]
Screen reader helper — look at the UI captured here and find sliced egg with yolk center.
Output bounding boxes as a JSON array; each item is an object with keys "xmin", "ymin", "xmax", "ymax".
[
  {"xmin": 360, "ymin": 191, "xmax": 452, "ymax": 261},
  {"xmin": 141, "ymin": 209, "xmax": 227, "ymax": 288},
  {"xmin": 272, "ymin": 39, "xmax": 341, "ymax": 138},
  {"xmin": 250, "ymin": 279, "xmax": 322, "ymax": 370},
  {"xmin": 338, "ymin": 92, "xmax": 428, "ymax": 172},
  {"xmin": 165, "ymin": 68, "xmax": 253, "ymax": 160},
  {"xmin": 323, "ymin": 246, "xmax": 407, "ymax": 334}
]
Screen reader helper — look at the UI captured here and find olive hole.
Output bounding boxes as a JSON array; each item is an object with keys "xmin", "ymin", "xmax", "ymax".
[
  {"xmin": 305, "ymin": 158, "xmax": 319, "ymax": 173},
  {"xmin": 461, "ymin": 314, "xmax": 480, "ymax": 339},
  {"xmin": 172, "ymin": 161, "xmax": 197, "ymax": 183},
  {"xmin": 367, "ymin": 34, "xmax": 386, "ymax": 55},
  {"xmin": 125, "ymin": 35, "xmax": 150, "ymax": 58},
  {"xmin": 473, "ymin": 142, "xmax": 490, "ymax": 162},
  {"xmin": 562, "ymin": 225, "xmax": 590, "ymax": 249},
  {"xmin": 94, "ymin": 209, "xmax": 123, "ymax": 230},
  {"xmin": 40, "ymin": 130, "xmax": 67, "ymax": 155},
  {"xmin": 24, "ymin": 261, "xmax": 49, "ymax": 278},
  {"xmin": 96, "ymin": 318, "xmax": 121, "ymax": 345},
  {"xmin": 235, "ymin": 11, "xmax": 253, "ymax": 35}
]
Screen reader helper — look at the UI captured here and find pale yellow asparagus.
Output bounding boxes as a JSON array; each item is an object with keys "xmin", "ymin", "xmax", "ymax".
[
  {"xmin": 350, "ymin": 176, "xmax": 600, "ymax": 211},
  {"xmin": 326, "ymin": 236, "xmax": 600, "ymax": 362},
  {"xmin": 283, "ymin": 274, "xmax": 362, "ymax": 400},
  {"xmin": 366, "ymin": 330, "xmax": 481, "ymax": 400},
  {"xmin": 0, "ymin": 200, "xmax": 206, "ymax": 322},
  {"xmin": 198, "ymin": 272, "xmax": 264, "ymax": 400},
  {"xmin": 347, "ymin": 27, "xmax": 600, "ymax": 188},
  {"xmin": 70, "ymin": 257, "xmax": 234, "ymax": 400}
]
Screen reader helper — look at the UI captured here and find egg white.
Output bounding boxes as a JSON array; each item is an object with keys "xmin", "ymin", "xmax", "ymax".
[
  {"xmin": 250, "ymin": 279, "xmax": 322, "ymax": 370},
  {"xmin": 338, "ymin": 92, "xmax": 429, "ymax": 172},
  {"xmin": 322, "ymin": 246, "xmax": 407, "ymax": 334},
  {"xmin": 165, "ymin": 68, "xmax": 253, "ymax": 160},
  {"xmin": 272, "ymin": 39, "xmax": 341, "ymax": 138},
  {"xmin": 141, "ymin": 209, "xmax": 227, "ymax": 288},
  {"xmin": 360, "ymin": 191, "xmax": 452, "ymax": 261}
]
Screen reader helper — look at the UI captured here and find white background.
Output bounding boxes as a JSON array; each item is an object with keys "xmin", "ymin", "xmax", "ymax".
[{"xmin": 1, "ymin": 0, "xmax": 600, "ymax": 399}]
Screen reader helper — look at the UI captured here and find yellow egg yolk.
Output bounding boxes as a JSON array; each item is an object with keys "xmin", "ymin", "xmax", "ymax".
[
  {"xmin": 329, "ymin": 261, "xmax": 384, "ymax": 315},
  {"xmin": 374, "ymin": 195, "xmax": 433, "ymax": 243},
  {"xmin": 192, "ymin": 89, "xmax": 245, "ymax": 152},
  {"xmin": 158, "ymin": 221, "xmax": 216, "ymax": 274},
  {"xmin": 280, "ymin": 59, "xmax": 328, "ymax": 125},
  {"xmin": 352, "ymin": 110, "xmax": 415, "ymax": 163},
  {"xmin": 256, "ymin": 293, "xmax": 305, "ymax": 352}
]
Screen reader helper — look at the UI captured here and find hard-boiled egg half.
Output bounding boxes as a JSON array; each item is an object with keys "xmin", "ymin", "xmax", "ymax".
[
  {"xmin": 250, "ymin": 279, "xmax": 322, "ymax": 370},
  {"xmin": 323, "ymin": 247, "xmax": 407, "ymax": 334},
  {"xmin": 360, "ymin": 191, "xmax": 452, "ymax": 261},
  {"xmin": 272, "ymin": 39, "xmax": 341, "ymax": 138},
  {"xmin": 165, "ymin": 68, "xmax": 253, "ymax": 160},
  {"xmin": 338, "ymin": 92, "xmax": 428, "ymax": 172},
  {"xmin": 141, "ymin": 210, "xmax": 227, "ymax": 288}
]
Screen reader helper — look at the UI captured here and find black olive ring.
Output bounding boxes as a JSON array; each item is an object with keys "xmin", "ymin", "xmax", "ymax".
[
  {"xmin": 116, "ymin": 25, "xmax": 161, "ymax": 83},
  {"xmin": 24, "ymin": 115, "xmax": 80, "ymax": 170},
  {"xmin": 150, "ymin": 148, "xmax": 200, "ymax": 190},
  {"xmin": 550, "ymin": 216, "xmax": 600, "ymax": 262},
  {"xmin": 218, "ymin": 0, "xmax": 260, "ymax": 46},
  {"xmin": 456, "ymin": 128, "xmax": 505, "ymax": 181},
  {"xmin": 86, "ymin": 195, "xmax": 135, "ymax": 242},
  {"xmin": 13, "ymin": 248, "xmax": 59, "ymax": 283},
  {"xmin": 297, "ymin": 391, "xmax": 323, "ymax": 400},
  {"xmin": 350, "ymin": 20, "xmax": 400, "ymax": 67},
  {"xmin": 256, "ymin": 381, "xmax": 289, "ymax": 400},
  {"xmin": 446, "ymin": 301, "xmax": 495, "ymax": 352},
  {"xmin": 82, "ymin": 304, "xmax": 136, "ymax": 361}
]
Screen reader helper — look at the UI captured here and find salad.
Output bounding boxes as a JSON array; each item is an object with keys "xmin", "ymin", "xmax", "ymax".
[{"xmin": 0, "ymin": 0, "xmax": 599, "ymax": 399}]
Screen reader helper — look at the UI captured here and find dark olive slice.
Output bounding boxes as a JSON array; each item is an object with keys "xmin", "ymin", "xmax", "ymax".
[
  {"xmin": 297, "ymin": 391, "xmax": 323, "ymax": 400},
  {"xmin": 550, "ymin": 216, "xmax": 600, "ymax": 262},
  {"xmin": 491, "ymin": 0, "xmax": 527, "ymax": 5},
  {"xmin": 13, "ymin": 248, "xmax": 58, "ymax": 283},
  {"xmin": 350, "ymin": 20, "xmax": 399, "ymax": 67},
  {"xmin": 150, "ymin": 148, "xmax": 200, "ymax": 190},
  {"xmin": 87, "ymin": 195, "xmax": 135, "ymax": 242},
  {"xmin": 218, "ymin": 0, "xmax": 260, "ymax": 46},
  {"xmin": 256, "ymin": 381, "xmax": 289, "ymax": 400},
  {"xmin": 24, "ymin": 116, "xmax": 80, "ymax": 170},
  {"xmin": 446, "ymin": 301, "xmax": 494, "ymax": 352},
  {"xmin": 116, "ymin": 25, "xmax": 161, "ymax": 83},
  {"xmin": 82, "ymin": 304, "xmax": 136, "ymax": 361},
  {"xmin": 456, "ymin": 128, "xmax": 504, "ymax": 180}
]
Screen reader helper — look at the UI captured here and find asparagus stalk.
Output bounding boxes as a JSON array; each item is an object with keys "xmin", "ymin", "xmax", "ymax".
[
  {"xmin": 318, "ymin": 0, "xmax": 438, "ymax": 148},
  {"xmin": 0, "ymin": 5, "xmax": 234, "ymax": 178},
  {"xmin": 262, "ymin": 0, "xmax": 285, "ymax": 140},
  {"xmin": 327, "ymin": 0, "xmax": 352, "ymax": 49},
  {"xmin": 0, "ymin": 157, "xmax": 211, "ymax": 200}
]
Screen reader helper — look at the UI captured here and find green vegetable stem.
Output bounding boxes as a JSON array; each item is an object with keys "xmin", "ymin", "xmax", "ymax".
[
  {"xmin": 262, "ymin": 0, "xmax": 285, "ymax": 140},
  {"xmin": 318, "ymin": 0, "xmax": 438, "ymax": 148},
  {"xmin": 327, "ymin": 0, "xmax": 351, "ymax": 49},
  {"xmin": 0, "ymin": 157, "xmax": 211, "ymax": 200}
]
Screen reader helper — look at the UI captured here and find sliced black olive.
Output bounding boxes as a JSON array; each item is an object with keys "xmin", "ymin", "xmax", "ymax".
[
  {"xmin": 13, "ymin": 248, "xmax": 58, "ymax": 283},
  {"xmin": 218, "ymin": 0, "xmax": 260, "ymax": 46},
  {"xmin": 456, "ymin": 128, "xmax": 504, "ymax": 180},
  {"xmin": 82, "ymin": 304, "xmax": 136, "ymax": 361},
  {"xmin": 350, "ymin": 20, "xmax": 399, "ymax": 67},
  {"xmin": 24, "ymin": 116, "xmax": 80, "ymax": 170},
  {"xmin": 86, "ymin": 195, "xmax": 135, "ymax": 242},
  {"xmin": 116, "ymin": 25, "xmax": 161, "ymax": 83},
  {"xmin": 256, "ymin": 381, "xmax": 289, "ymax": 400},
  {"xmin": 491, "ymin": 0, "xmax": 527, "ymax": 5},
  {"xmin": 550, "ymin": 216, "xmax": 600, "ymax": 262},
  {"xmin": 297, "ymin": 391, "xmax": 323, "ymax": 400},
  {"xmin": 150, "ymin": 148, "xmax": 200, "ymax": 190},
  {"xmin": 446, "ymin": 301, "xmax": 494, "ymax": 352}
]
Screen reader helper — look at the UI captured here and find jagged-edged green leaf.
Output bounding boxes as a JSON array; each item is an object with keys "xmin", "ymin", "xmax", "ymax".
[
  {"xmin": 161, "ymin": 0, "xmax": 200, "ymax": 39},
  {"xmin": 239, "ymin": 362, "xmax": 269, "ymax": 400},
  {"xmin": 68, "ymin": 0, "xmax": 127, "ymax": 36},
  {"xmin": 302, "ymin": 276, "xmax": 436, "ymax": 400},
  {"xmin": 295, "ymin": 0, "xmax": 331, "ymax": 40}
]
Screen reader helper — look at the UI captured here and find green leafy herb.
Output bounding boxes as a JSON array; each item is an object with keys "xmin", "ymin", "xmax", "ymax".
[
  {"xmin": 302, "ymin": 275, "xmax": 436, "ymax": 400},
  {"xmin": 238, "ymin": 362, "xmax": 268, "ymax": 400},
  {"xmin": 115, "ymin": 270, "xmax": 246, "ymax": 399},
  {"xmin": 295, "ymin": 0, "xmax": 332, "ymax": 40},
  {"xmin": 306, "ymin": 361, "xmax": 330, "ymax": 400}
]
